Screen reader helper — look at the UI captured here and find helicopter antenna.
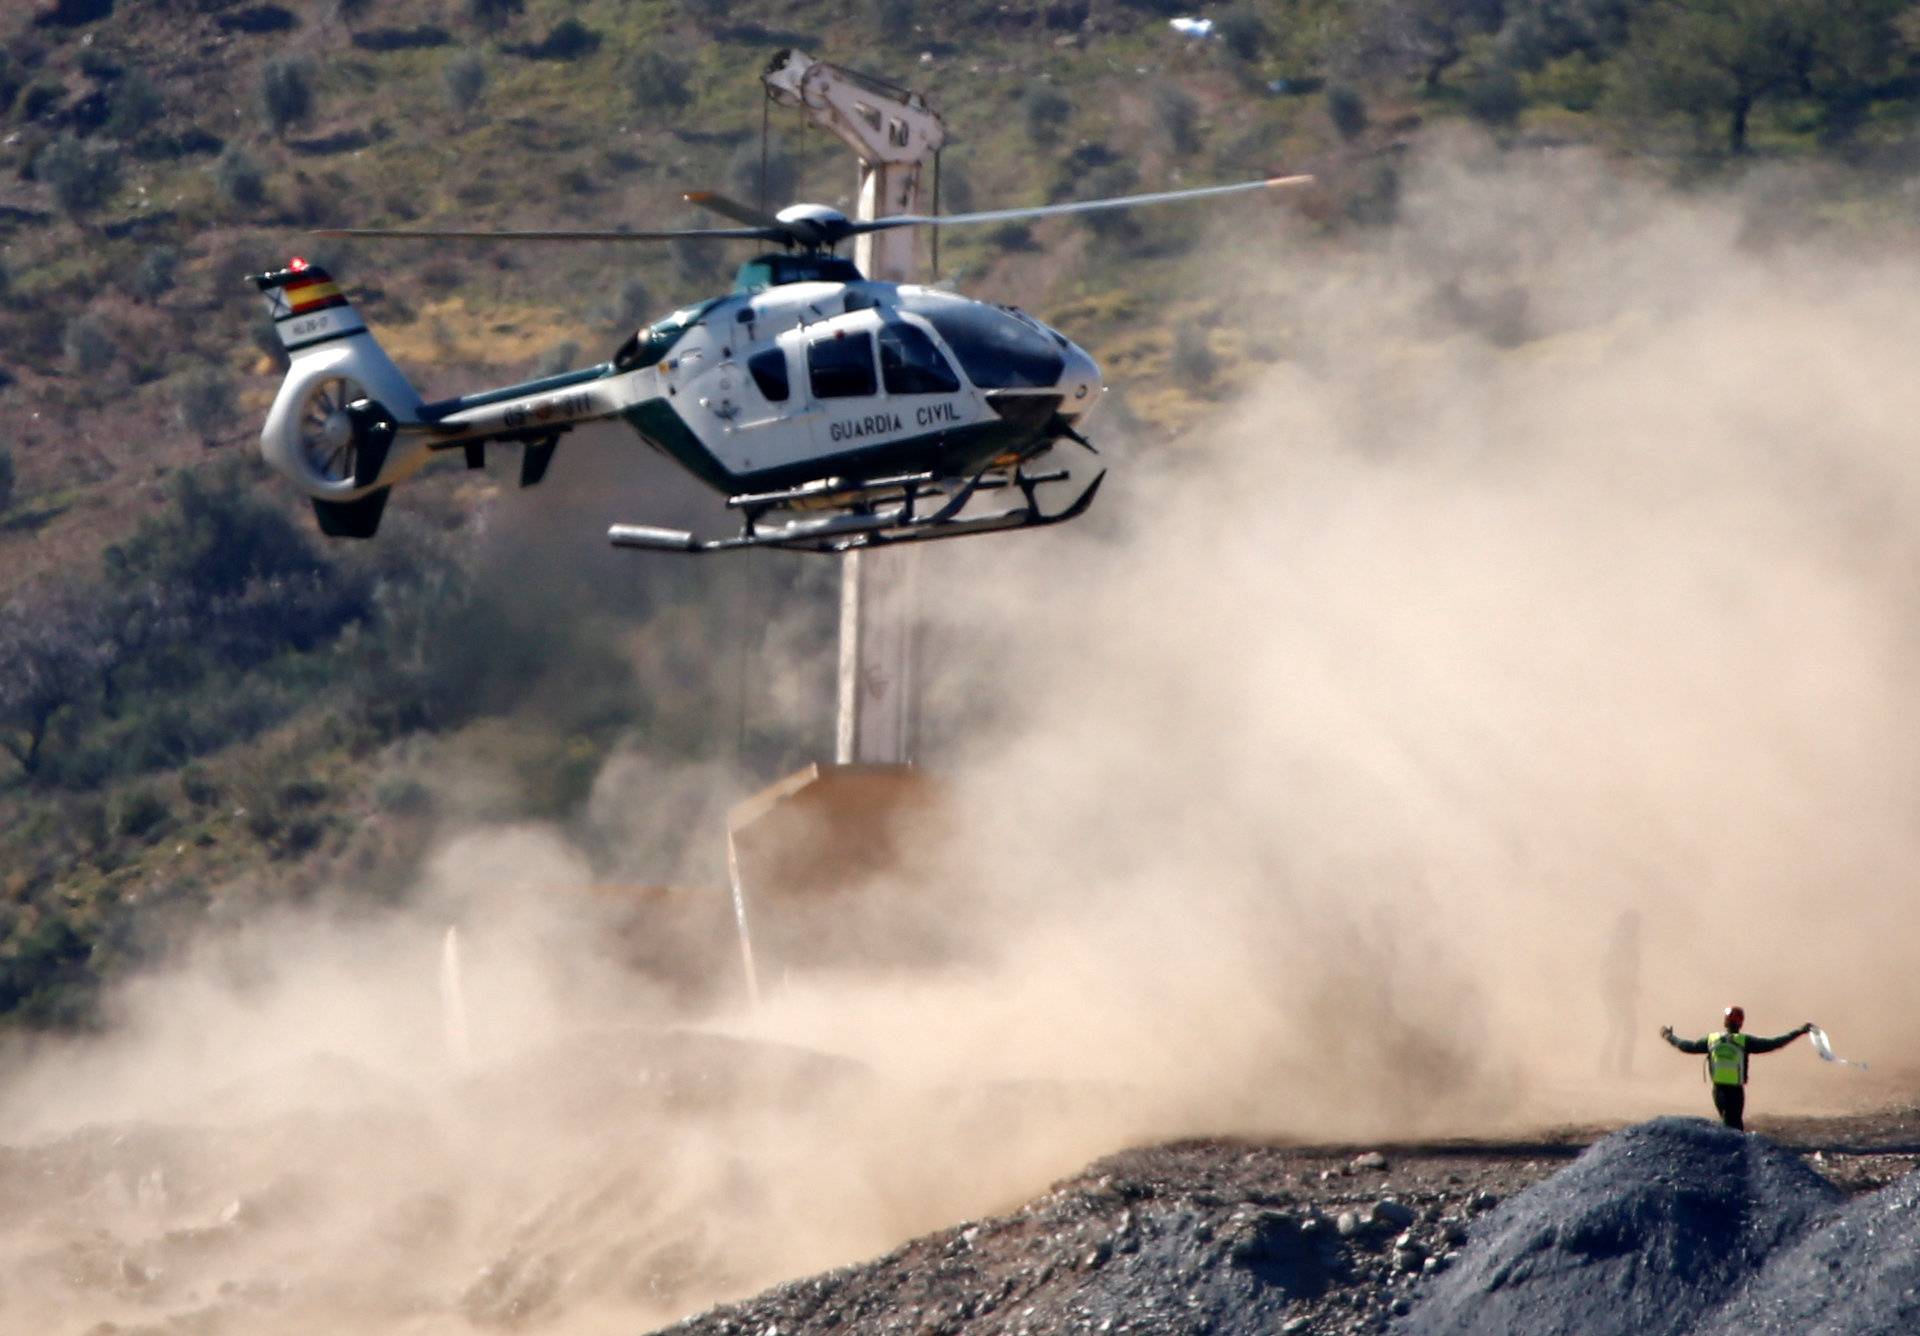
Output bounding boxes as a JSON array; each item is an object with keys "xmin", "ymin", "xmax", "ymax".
[{"xmin": 931, "ymin": 147, "xmax": 941, "ymax": 283}]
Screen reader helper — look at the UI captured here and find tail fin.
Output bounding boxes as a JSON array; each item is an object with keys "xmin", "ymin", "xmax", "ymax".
[{"xmin": 251, "ymin": 259, "xmax": 426, "ymax": 538}]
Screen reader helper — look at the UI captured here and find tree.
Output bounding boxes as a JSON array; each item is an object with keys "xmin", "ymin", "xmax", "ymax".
[
  {"xmin": 0, "ymin": 584, "xmax": 108, "ymax": 778},
  {"xmin": 1327, "ymin": 84, "xmax": 1370, "ymax": 140},
  {"xmin": 1347, "ymin": 0, "xmax": 1507, "ymax": 90},
  {"xmin": 611, "ymin": 276, "xmax": 652, "ymax": 330},
  {"xmin": 0, "ymin": 447, "xmax": 14, "ymax": 514},
  {"xmin": 1621, "ymin": 0, "xmax": 1913, "ymax": 152},
  {"xmin": 258, "ymin": 56, "xmax": 315, "ymax": 139},
  {"xmin": 36, "ymin": 135, "xmax": 122, "ymax": 220},
  {"xmin": 445, "ymin": 51, "xmax": 488, "ymax": 120},
  {"xmin": 335, "ymin": 0, "xmax": 373, "ymax": 25}
]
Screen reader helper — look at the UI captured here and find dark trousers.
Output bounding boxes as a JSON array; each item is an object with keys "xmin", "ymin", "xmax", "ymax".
[{"xmin": 1712, "ymin": 1083, "xmax": 1745, "ymax": 1131}]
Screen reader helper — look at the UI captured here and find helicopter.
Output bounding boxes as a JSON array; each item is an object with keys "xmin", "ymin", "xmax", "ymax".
[{"xmin": 251, "ymin": 174, "xmax": 1308, "ymax": 554}]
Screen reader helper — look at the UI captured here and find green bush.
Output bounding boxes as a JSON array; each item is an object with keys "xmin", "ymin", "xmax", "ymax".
[
  {"xmin": 628, "ymin": 50, "xmax": 691, "ymax": 113},
  {"xmin": 106, "ymin": 71, "xmax": 163, "ymax": 141},
  {"xmin": 259, "ymin": 56, "xmax": 315, "ymax": 138},
  {"xmin": 1465, "ymin": 66, "xmax": 1525, "ymax": 126},
  {"xmin": 213, "ymin": 146, "xmax": 268, "ymax": 211},
  {"xmin": 63, "ymin": 313, "xmax": 117, "ymax": 375},
  {"xmin": 1327, "ymin": 84, "xmax": 1369, "ymax": 141},
  {"xmin": 173, "ymin": 368, "xmax": 236, "ymax": 443},
  {"xmin": 1023, "ymin": 86, "xmax": 1071, "ymax": 146},
  {"xmin": 445, "ymin": 51, "xmax": 487, "ymax": 118},
  {"xmin": 131, "ymin": 246, "xmax": 179, "ymax": 302},
  {"xmin": 36, "ymin": 135, "xmax": 123, "ymax": 219},
  {"xmin": 113, "ymin": 786, "xmax": 171, "ymax": 839}
]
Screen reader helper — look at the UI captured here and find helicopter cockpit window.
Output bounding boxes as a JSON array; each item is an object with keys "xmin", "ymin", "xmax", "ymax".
[
  {"xmin": 747, "ymin": 348, "xmax": 789, "ymax": 403},
  {"xmin": 877, "ymin": 321, "xmax": 960, "ymax": 395},
  {"xmin": 808, "ymin": 333, "xmax": 877, "ymax": 399},
  {"xmin": 899, "ymin": 294, "xmax": 1065, "ymax": 390}
]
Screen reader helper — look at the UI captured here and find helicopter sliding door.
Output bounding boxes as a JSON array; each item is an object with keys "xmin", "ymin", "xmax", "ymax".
[{"xmin": 805, "ymin": 328, "xmax": 896, "ymax": 467}]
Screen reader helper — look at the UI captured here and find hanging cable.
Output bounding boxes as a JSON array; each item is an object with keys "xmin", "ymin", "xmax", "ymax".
[
  {"xmin": 759, "ymin": 90, "xmax": 772, "ymax": 212},
  {"xmin": 931, "ymin": 148, "xmax": 942, "ymax": 282}
]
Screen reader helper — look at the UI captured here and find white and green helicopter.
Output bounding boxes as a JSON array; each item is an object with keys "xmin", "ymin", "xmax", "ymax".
[{"xmin": 252, "ymin": 175, "xmax": 1306, "ymax": 553}]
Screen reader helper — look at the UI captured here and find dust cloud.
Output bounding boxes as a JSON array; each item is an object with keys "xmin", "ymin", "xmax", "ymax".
[{"xmin": 5, "ymin": 139, "xmax": 1920, "ymax": 1332}]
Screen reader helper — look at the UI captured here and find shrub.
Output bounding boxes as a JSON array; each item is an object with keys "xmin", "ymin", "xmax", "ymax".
[
  {"xmin": 0, "ymin": 447, "xmax": 14, "ymax": 513},
  {"xmin": 213, "ymin": 146, "xmax": 267, "ymax": 210},
  {"xmin": 1024, "ymin": 86, "xmax": 1071, "ymax": 146},
  {"xmin": 63, "ymin": 313, "xmax": 116, "ymax": 375},
  {"xmin": 444, "ymin": 51, "xmax": 487, "ymax": 118},
  {"xmin": 1465, "ymin": 66, "xmax": 1525, "ymax": 127},
  {"xmin": 36, "ymin": 135, "xmax": 122, "ymax": 219},
  {"xmin": 465, "ymin": 0, "xmax": 524, "ymax": 25},
  {"xmin": 680, "ymin": 0, "xmax": 729, "ymax": 25},
  {"xmin": 517, "ymin": 19, "xmax": 600, "ymax": 60},
  {"xmin": 871, "ymin": 0, "xmax": 914, "ymax": 44},
  {"xmin": 335, "ymin": 0, "xmax": 372, "ymax": 23},
  {"xmin": 727, "ymin": 140, "xmax": 796, "ymax": 208},
  {"xmin": 173, "ymin": 368, "xmax": 236, "ymax": 444},
  {"xmin": 628, "ymin": 50, "xmax": 691, "ymax": 113},
  {"xmin": 180, "ymin": 763, "xmax": 222, "ymax": 807},
  {"xmin": 1216, "ymin": 9, "xmax": 1265, "ymax": 62},
  {"xmin": 105, "ymin": 71, "xmax": 163, "ymax": 141},
  {"xmin": 1170, "ymin": 323, "xmax": 1216, "ymax": 385},
  {"xmin": 131, "ymin": 245, "xmax": 179, "ymax": 302},
  {"xmin": 1327, "ymin": 84, "xmax": 1369, "ymax": 141},
  {"xmin": 113, "ymin": 786, "xmax": 171, "ymax": 839},
  {"xmin": 1153, "ymin": 84, "xmax": 1201, "ymax": 156},
  {"xmin": 258, "ymin": 56, "xmax": 314, "ymax": 138},
  {"xmin": 611, "ymin": 276, "xmax": 652, "ymax": 330}
]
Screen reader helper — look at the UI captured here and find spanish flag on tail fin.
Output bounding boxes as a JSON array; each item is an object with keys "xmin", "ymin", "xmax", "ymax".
[{"xmin": 251, "ymin": 258, "xmax": 366, "ymax": 353}]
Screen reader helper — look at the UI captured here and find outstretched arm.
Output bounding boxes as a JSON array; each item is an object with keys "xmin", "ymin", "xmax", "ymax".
[
  {"xmin": 1660, "ymin": 1025, "xmax": 1709, "ymax": 1054},
  {"xmin": 1745, "ymin": 1023, "xmax": 1814, "ymax": 1055}
]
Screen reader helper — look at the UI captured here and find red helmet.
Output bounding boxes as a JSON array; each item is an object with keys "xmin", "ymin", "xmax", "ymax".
[{"xmin": 1724, "ymin": 1005, "xmax": 1745, "ymax": 1029}]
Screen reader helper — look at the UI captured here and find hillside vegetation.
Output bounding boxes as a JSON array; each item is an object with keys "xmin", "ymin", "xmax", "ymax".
[{"xmin": 2, "ymin": 0, "xmax": 1920, "ymax": 1027}]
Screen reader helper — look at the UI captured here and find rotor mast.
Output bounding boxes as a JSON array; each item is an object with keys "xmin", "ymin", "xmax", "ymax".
[{"xmin": 761, "ymin": 51, "xmax": 946, "ymax": 764}]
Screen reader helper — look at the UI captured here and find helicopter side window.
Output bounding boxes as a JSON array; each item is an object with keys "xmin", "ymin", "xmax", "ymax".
[
  {"xmin": 747, "ymin": 348, "xmax": 789, "ymax": 402},
  {"xmin": 877, "ymin": 322, "xmax": 960, "ymax": 395},
  {"xmin": 808, "ymin": 333, "xmax": 877, "ymax": 399}
]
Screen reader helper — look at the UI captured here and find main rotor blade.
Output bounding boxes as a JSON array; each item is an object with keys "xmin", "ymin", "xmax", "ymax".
[
  {"xmin": 847, "ymin": 173, "xmax": 1314, "ymax": 236},
  {"xmin": 312, "ymin": 224, "xmax": 787, "ymax": 243},
  {"xmin": 682, "ymin": 190, "xmax": 785, "ymax": 231}
]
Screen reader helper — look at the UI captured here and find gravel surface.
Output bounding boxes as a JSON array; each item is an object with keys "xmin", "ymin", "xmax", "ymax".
[
  {"xmin": 1694, "ymin": 1166, "xmax": 1920, "ymax": 1335},
  {"xmin": 1396, "ymin": 1117, "xmax": 1842, "ymax": 1336},
  {"xmin": 656, "ymin": 1113, "xmax": 1920, "ymax": 1336}
]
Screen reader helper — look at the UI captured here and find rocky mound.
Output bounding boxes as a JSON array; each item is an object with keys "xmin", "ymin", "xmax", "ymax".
[
  {"xmin": 1693, "ymin": 1165, "xmax": 1920, "ymax": 1335},
  {"xmin": 1396, "ymin": 1117, "xmax": 1844, "ymax": 1336}
]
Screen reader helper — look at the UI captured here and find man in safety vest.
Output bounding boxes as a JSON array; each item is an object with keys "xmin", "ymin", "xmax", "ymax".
[{"xmin": 1660, "ymin": 1005, "xmax": 1812, "ymax": 1130}]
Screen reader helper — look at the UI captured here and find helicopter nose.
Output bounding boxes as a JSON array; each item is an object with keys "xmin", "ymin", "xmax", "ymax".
[{"xmin": 1056, "ymin": 339, "xmax": 1102, "ymax": 418}]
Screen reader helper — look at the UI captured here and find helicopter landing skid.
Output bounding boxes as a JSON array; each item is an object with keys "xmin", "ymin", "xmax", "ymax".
[{"xmin": 608, "ymin": 467, "xmax": 1104, "ymax": 555}]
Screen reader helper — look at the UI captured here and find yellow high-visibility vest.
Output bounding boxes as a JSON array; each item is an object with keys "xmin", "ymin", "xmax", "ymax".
[{"xmin": 1707, "ymin": 1030, "xmax": 1747, "ymax": 1086}]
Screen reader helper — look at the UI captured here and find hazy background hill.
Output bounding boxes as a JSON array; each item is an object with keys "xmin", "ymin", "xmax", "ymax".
[{"xmin": 3, "ymin": 0, "xmax": 1920, "ymax": 1028}]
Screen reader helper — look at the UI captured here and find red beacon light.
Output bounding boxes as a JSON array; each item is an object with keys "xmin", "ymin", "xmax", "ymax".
[{"xmin": 288, "ymin": 256, "xmax": 308, "ymax": 271}]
